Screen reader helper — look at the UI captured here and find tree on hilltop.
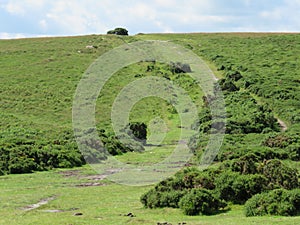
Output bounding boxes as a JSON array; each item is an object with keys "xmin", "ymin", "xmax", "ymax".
[{"xmin": 107, "ymin": 27, "xmax": 128, "ymax": 35}]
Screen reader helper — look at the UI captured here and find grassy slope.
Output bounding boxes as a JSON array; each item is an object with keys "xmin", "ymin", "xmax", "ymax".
[
  {"xmin": 0, "ymin": 35, "xmax": 127, "ymax": 136},
  {"xmin": 1, "ymin": 33, "xmax": 300, "ymax": 224}
]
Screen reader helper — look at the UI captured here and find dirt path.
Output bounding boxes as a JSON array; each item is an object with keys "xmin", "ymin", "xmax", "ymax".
[
  {"xmin": 277, "ymin": 118, "xmax": 288, "ymax": 131},
  {"xmin": 23, "ymin": 196, "xmax": 56, "ymax": 211}
]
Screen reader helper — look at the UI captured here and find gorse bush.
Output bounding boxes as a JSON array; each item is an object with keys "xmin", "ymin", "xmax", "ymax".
[
  {"xmin": 258, "ymin": 159, "xmax": 299, "ymax": 190},
  {"xmin": 218, "ymin": 144, "xmax": 289, "ymax": 163},
  {"xmin": 214, "ymin": 171, "xmax": 268, "ymax": 204},
  {"xmin": 245, "ymin": 189, "xmax": 300, "ymax": 216},
  {"xmin": 195, "ymin": 91, "xmax": 279, "ymax": 136},
  {"xmin": 179, "ymin": 188, "xmax": 227, "ymax": 215},
  {"xmin": 0, "ymin": 128, "xmax": 84, "ymax": 175},
  {"xmin": 0, "ymin": 126, "xmax": 146, "ymax": 174},
  {"xmin": 141, "ymin": 161, "xmax": 300, "ymax": 216},
  {"xmin": 140, "ymin": 188, "xmax": 187, "ymax": 209},
  {"xmin": 224, "ymin": 153, "xmax": 259, "ymax": 174},
  {"xmin": 218, "ymin": 78, "xmax": 239, "ymax": 92},
  {"xmin": 140, "ymin": 168, "xmax": 218, "ymax": 210},
  {"xmin": 262, "ymin": 132, "xmax": 300, "ymax": 160}
]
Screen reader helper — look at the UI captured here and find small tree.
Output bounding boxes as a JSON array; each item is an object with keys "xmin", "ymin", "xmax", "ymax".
[{"xmin": 107, "ymin": 27, "xmax": 128, "ymax": 35}]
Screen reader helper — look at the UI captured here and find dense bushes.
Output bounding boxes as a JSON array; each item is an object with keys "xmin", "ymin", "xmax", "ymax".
[
  {"xmin": 66, "ymin": 127, "xmax": 146, "ymax": 164},
  {"xmin": 0, "ymin": 128, "xmax": 84, "ymax": 175},
  {"xmin": 222, "ymin": 158, "xmax": 298, "ymax": 191},
  {"xmin": 195, "ymin": 91, "xmax": 279, "ymax": 135},
  {"xmin": 0, "ymin": 126, "xmax": 146, "ymax": 175},
  {"xmin": 140, "ymin": 168, "xmax": 218, "ymax": 211},
  {"xmin": 258, "ymin": 159, "xmax": 299, "ymax": 190},
  {"xmin": 140, "ymin": 168, "xmax": 226, "ymax": 215},
  {"xmin": 179, "ymin": 188, "xmax": 227, "ymax": 215},
  {"xmin": 141, "ymin": 162, "xmax": 300, "ymax": 216},
  {"xmin": 218, "ymin": 78, "xmax": 239, "ymax": 92},
  {"xmin": 245, "ymin": 189, "xmax": 300, "ymax": 216},
  {"xmin": 262, "ymin": 132, "xmax": 300, "ymax": 160},
  {"xmin": 215, "ymin": 171, "xmax": 268, "ymax": 204},
  {"xmin": 140, "ymin": 188, "xmax": 187, "ymax": 209}
]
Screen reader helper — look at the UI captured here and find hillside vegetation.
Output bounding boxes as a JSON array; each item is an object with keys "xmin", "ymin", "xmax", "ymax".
[{"xmin": 0, "ymin": 33, "xmax": 300, "ymax": 223}]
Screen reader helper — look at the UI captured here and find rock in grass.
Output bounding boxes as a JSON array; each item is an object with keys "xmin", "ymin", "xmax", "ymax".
[{"xmin": 125, "ymin": 212, "xmax": 135, "ymax": 217}]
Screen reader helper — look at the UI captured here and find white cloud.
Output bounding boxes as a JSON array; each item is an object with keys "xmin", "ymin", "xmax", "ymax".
[
  {"xmin": 260, "ymin": 8, "xmax": 283, "ymax": 20},
  {"xmin": 177, "ymin": 14, "xmax": 231, "ymax": 24},
  {"xmin": 127, "ymin": 3, "xmax": 157, "ymax": 20},
  {"xmin": 44, "ymin": 1, "xmax": 109, "ymax": 34},
  {"xmin": 1, "ymin": 0, "xmax": 47, "ymax": 15},
  {"xmin": 39, "ymin": 19, "xmax": 48, "ymax": 31},
  {"xmin": 0, "ymin": 32, "xmax": 26, "ymax": 39},
  {"xmin": 2, "ymin": 1, "xmax": 25, "ymax": 15},
  {"xmin": 258, "ymin": 0, "xmax": 300, "ymax": 31},
  {"xmin": 154, "ymin": 0, "xmax": 174, "ymax": 8}
]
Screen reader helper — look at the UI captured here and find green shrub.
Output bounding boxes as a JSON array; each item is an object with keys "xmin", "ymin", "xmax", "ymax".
[
  {"xmin": 140, "ymin": 168, "xmax": 218, "ymax": 209},
  {"xmin": 0, "ymin": 128, "xmax": 85, "ymax": 175},
  {"xmin": 8, "ymin": 148, "xmax": 37, "ymax": 174},
  {"xmin": 225, "ymin": 70, "xmax": 243, "ymax": 81},
  {"xmin": 228, "ymin": 153, "xmax": 259, "ymax": 174},
  {"xmin": 262, "ymin": 133, "xmax": 297, "ymax": 148},
  {"xmin": 215, "ymin": 171, "xmax": 268, "ymax": 204},
  {"xmin": 287, "ymin": 143, "xmax": 300, "ymax": 160},
  {"xmin": 159, "ymin": 190, "xmax": 187, "ymax": 208},
  {"xmin": 245, "ymin": 189, "xmax": 300, "ymax": 216},
  {"xmin": 173, "ymin": 167, "xmax": 216, "ymax": 190},
  {"xmin": 218, "ymin": 78, "xmax": 239, "ymax": 92},
  {"xmin": 179, "ymin": 188, "xmax": 227, "ymax": 215},
  {"xmin": 127, "ymin": 122, "xmax": 147, "ymax": 145},
  {"xmin": 140, "ymin": 188, "xmax": 187, "ymax": 209},
  {"xmin": 258, "ymin": 159, "xmax": 299, "ymax": 190},
  {"xmin": 262, "ymin": 132, "xmax": 300, "ymax": 160},
  {"xmin": 196, "ymin": 91, "xmax": 279, "ymax": 135}
]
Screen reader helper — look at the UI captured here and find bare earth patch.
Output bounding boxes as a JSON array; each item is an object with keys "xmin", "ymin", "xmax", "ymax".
[
  {"xmin": 75, "ymin": 182, "xmax": 105, "ymax": 187},
  {"xmin": 58, "ymin": 170, "xmax": 81, "ymax": 177},
  {"xmin": 58, "ymin": 169, "xmax": 113, "ymax": 187},
  {"xmin": 23, "ymin": 196, "xmax": 56, "ymax": 211}
]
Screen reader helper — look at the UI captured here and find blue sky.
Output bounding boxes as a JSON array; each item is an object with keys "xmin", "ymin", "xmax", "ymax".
[{"xmin": 0, "ymin": 0, "xmax": 299, "ymax": 39}]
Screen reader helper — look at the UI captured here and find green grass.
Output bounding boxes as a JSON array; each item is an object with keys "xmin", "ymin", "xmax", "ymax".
[{"xmin": 1, "ymin": 166, "xmax": 299, "ymax": 225}]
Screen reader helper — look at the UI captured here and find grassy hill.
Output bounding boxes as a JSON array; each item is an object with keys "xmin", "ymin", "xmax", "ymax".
[{"xmin": 0, "ymin": 33, "xmax": 300, "ymax": 224}]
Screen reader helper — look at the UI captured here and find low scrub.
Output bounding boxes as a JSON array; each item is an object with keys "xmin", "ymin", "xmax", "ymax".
[
  {"xmin": 179, "ymin": 188, "xmax": 227, "ymax": 215},
  {"xmin": 245, "ymin": 189, "xmax": 300, "ymax": 216}
]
